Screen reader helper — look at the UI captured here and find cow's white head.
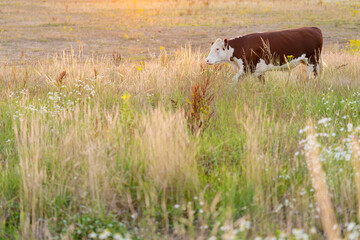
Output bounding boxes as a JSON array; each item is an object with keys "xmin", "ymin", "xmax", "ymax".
[{"xmin": 205, "ymin": 38, "xmax": 234, "ymax": 65}]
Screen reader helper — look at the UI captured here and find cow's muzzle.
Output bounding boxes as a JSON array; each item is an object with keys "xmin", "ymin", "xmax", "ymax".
[{"xmin": 205, "ymin": 58, "xmax": 213, "ymax": 65}]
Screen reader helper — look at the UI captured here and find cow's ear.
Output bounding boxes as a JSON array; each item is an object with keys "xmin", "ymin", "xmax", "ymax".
[{"xmin": 224, "ymin": 38, "xmax": 229, "ymax": 49}]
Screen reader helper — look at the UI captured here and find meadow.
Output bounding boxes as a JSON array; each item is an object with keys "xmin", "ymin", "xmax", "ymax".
[{"xmin": 1, "ymin": 0, "xmax": 360, "ymax": 239}]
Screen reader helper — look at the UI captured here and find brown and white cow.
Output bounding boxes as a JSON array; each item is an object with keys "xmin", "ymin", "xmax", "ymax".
[{"xmin": 205, "ymin": 27, "xmax": 323, "ymax": 82}]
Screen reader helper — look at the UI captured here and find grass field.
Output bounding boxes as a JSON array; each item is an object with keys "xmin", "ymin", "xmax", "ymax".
[{"xmin": 1, "ymin": 0, "xmax": 360, "ymax": 239}]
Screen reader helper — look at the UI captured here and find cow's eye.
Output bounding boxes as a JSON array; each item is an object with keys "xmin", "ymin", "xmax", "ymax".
[
  {"xmin": 223, "ymin": 48, "xmax": 225, "ymax": 51},
  {"xmin": 216, "ymin": 48, "xmax": 219, "ymax": 51}
]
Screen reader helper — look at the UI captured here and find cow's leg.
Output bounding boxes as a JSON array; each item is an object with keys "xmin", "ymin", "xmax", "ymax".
[
  {"xmin": 255, "ymin": 54, "xmax": 308, "ymax": 78},
  {"xmin": 232, "ymin": 58, "xmax": 244, "ymax": 83},
  {"xmin": 307, "ymin": 55, "xmax": 321, "ymax": 79},
  {"xmin": 306, "ymin": 64, "xmax": 314, "ymax": 79},
  {"xmin": 258, "ymin": 75, "xmax": 265, "ymax": 83},
  {"xmin": 306, "ymin": 63, "xmax": 320, "ymax": 79},
  {"xmin": 229, "ymin": 61, "xmax": 239, "ymax": 72},
  {"xmin": 254, "ymin": 59, "xmax": 269, "ymax": 77}
]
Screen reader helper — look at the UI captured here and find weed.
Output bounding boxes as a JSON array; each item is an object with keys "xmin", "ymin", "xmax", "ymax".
[
  {"xmin": 56, "ymin": 70, "xmax": 66, "ymax": 87},
  {"xmin": 186, "ymin": 76, "xmax": 214, "ymax": 135},
  {"xmin": 112, "ymin": 50, "xmax": 122, "ymax": 67}
]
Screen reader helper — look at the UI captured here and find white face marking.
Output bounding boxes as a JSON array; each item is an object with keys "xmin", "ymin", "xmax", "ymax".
[
  {"xmin": 205, "ymin": 39, "xmax": 234, "ymax": 65},
  {"xmin": 254, "ymin": 54, "xmax": 309, "ymax": 76}
]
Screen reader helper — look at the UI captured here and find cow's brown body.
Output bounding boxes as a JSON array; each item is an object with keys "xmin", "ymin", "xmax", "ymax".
[{"xmin": 228, "ymin": 27, "xmax": 323, "ymax": 75}]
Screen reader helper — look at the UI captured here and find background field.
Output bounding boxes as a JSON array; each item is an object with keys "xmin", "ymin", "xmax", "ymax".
[
  {"xmin": 1, "ymin": 0, "xmax": 359, "ymax": 62},
  {"xmin": 1, "ymin": 0, "xmax": 360, "ymax": 239}
]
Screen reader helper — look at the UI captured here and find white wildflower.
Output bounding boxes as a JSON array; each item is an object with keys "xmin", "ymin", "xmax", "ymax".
[
  {"xmin": 88, "ymin": 232, "xmax": 97, "ymax": 238},
  {"xmin": 347, "ymin": 222, "xmax": 356, "ymax": 232},
  {"xmin": 113, "ymin": 233, "xmax": 124, "ymax": 240},
  {"xmin": 318, "ymin": 117, "xmax": 331, "ymax": 125},
  {"xmin": 99, "ymin": 229, "xmax": 111, "ymax": 239},
  {"xmin": 310, "ymin": 227, "xmax": 316, "ymax": 234}
]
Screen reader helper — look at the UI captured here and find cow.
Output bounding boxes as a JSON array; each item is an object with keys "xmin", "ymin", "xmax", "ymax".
[{"xmin": 205, "ymin": 27, "xmax": 323, "ymax": 82}]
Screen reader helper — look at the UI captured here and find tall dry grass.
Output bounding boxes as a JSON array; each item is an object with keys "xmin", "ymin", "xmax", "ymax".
[
  {"xmin": 13, "ymin": 103, "xmax": 128, "ymax": 238},
  {"xmin": 305, "ymin": 122, "xmax": 341, "ymax": 240},
  {"xmin": 352, "ymin": 133, "xmax": 360, "ymax": 223},
  {"xmin": 137, "ymin": 106, "xmax": 198, "ymax": 195}
]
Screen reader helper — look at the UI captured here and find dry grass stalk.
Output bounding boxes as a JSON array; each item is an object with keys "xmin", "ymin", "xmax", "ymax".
[
  {"xmin": 305, "ymin": 121, "xmax": 342, "ymax": 240},
  {"xmin": 138, "ymin": 107, "xmax": 198, "ymax": 193},
  {"xmin": 351, "ymin": 134, "xmax": 360, "ymax": 223},
  {"xmin": 238, "ymin": 105, "xmax": 264, "ymax": 188},
  {"xmin": 236, "ymin": 105, "xmax": 278, "ymax": 209},
  {"xmin": 13, "ymin": 117, "xmax": 46, "ymax": 239}
]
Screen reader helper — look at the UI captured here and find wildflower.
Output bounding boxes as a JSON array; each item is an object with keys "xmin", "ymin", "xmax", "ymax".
[
  {"xmin": 318, "ymin": 117, "xmax": 331, "ymax": 125},
  {"xmin": 274, "ymin": 204, "xmax": 283, "ymax": 212},
  {"xmin": 113, "ymin": 233, "xmax": 125, "ymax": 240},
  {"xmin": 299, "ymin": 126, "xmax": 309, "ymax": 134},
  {"xmin": 121, "ymin": 92, "xmax": 131, "ymax": 100},
  {"xmin": 124, "ymin": 234, "xmax": 132, "ymax": 240},
  {"xmin": 349, "ymin": 231, "xmax": 360, "ymax": 240},
  {"xmin": 287, "ymin": 55, "xmax": 294, "ymax": 61},
  {"xmin": 347, "ymin": 222, "xmax": 356, "ymax": 232},
  {"xmin": 279, "ymin": 232, "xmax": 287, "ymax": 239},
  {"xmin": 245, "ymin": 221, "xmax": 251, "ymax": 229},
  {"xmin": 333, "ymin": 224, "xmax": 338, "ymax": 230},
  {"xmin": 88, "ymin": 232, "xmax": 97, "ymax": 238},
  {"xmin": 174, "ymin": 204, "xmax": 180, "ymax": 209},
  {"xmin": 264, "ymin": 237, "xmax": 276, "ymax": 240},
  {"xmin": 347, "ymin": 123, "xmax": 353, "ymax": 132},
  {"xmin": 99, "ymin": 229, "xmax": 111, "ymax": 239},
  {"xmin": 220, "ymin": 225, "xmax": 231, "ymax": 231}
]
